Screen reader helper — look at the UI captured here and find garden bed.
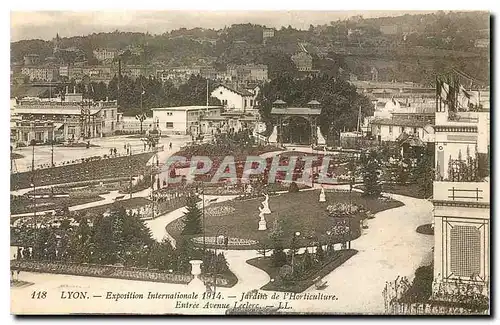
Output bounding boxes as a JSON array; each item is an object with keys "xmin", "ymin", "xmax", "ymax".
[
  {"xmin": 356, "ymin": 183, "xmax": 428, "ymax": 199},
  {"xmin": 76, "ymin": 197, "xmax": 152, "ymax": 217},
  {"xmin": 416, "ymin": 224, "xmax": 434, "ymax": 235},
  {"xmin": 10, "ymin": 195, "xmax": 105, "ymax": 215},
  {"xmin": 166, "ymin": 189, "xmax": 403, "ymax": 250},
  {"xmin": 10, "ymin": 260, "xmax": 237, "ymax": 288},
  {"xmin": 247, "ymin": 249, "xmax": 357, "ymax": 293},
  {"xmin": 11, "ymin": 152, "xmax": 155, "ymax": 191}
]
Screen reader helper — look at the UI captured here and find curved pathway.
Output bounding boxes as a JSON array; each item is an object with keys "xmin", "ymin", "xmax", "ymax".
[
  {"xmin": 149, "ymin": 185, "xmax": 432, "ymax": 314},
  {"xmin": 11, "ymin": 143, "xmax": 434, "ymax": 314}
]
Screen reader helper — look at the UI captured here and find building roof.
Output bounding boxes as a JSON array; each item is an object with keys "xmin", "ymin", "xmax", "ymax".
[
  {"xmin": 213, "ymin": 84, "xmax": 254, "ymax": 96},
  {"xmin": 15, "ymin": 106, "xmax": 102, "ymax": 116},
  {"xmin": 271, "ymin": 107, "xmax": 322, "ymax": 115},
  {"xmin": 307, "ymin": 100, "xmax": 321, "ymax": 105},
  {"xmin": 11, "ymin": 86, "xmax": 51, "ymax": 99},
  {"xmin": 273, "ymin": 99, "xmax": 287, "ymax": 105},
  {"xmin": 397, "ymin": 132, "xmax": 426, "ymax": 147},
  {"xmin": 370, "ymin": 118, "xmax": 429, "ymax": 128},
  {"xmin": 152, "ymin": 106, "xmax": 222, "ymax": 111}
]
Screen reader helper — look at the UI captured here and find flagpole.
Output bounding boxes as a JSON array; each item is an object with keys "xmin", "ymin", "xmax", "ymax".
[{"xmin": 206, "ymin": 78, "xmax": 209, "ymax": 113}]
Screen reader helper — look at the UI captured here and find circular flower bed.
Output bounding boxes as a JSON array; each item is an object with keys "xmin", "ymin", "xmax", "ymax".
[{"xmin": 205, "ymin": 205, "xmax": 235, "ymax": 218}]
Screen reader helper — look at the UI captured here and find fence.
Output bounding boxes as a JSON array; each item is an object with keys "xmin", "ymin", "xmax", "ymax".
[{"xmin": 383, "ymin": 276, "xmax": 489, "ymax": 315}]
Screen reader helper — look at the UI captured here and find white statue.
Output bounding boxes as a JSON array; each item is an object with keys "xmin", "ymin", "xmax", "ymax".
[
  {"xmin": 258, "ymin": 206, "xmax": 267, "ymax": 231},
  {"xmin": 319, "ymin": 186, "xmax": 326, "ymax": 202},
  {"xmin": 261, "ymin": 194, "xmax": 271, "ymax": 214}
]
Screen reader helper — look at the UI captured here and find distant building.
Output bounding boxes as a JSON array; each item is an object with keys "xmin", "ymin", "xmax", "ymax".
[
  {"xmin": 93, "ymin": 48, "xmax": 118, "ymax": 62},
  {"xmin": 152, "ymin": 106, "xmax": 222, "ymax": 136},
  {"xmin": 20, "ymin": 66, "xmax": 60, "ymax": 82},
  {"xmin": 12, "ymin": 92, "xmax": 119, "ymax": 145},
  {"xmin": 291, "ymin": 52, "xmax": 313, "ymax": 71},
  {"xmin": 226, "ymin": 64, "xmax": 268, "ymax": 83},
  {"xmin": 23, "ymin": 54, "xmax": 40, "ymax": 66},
  {"xmin": 211, "ymin": 84, "xmax": 259, "ymax": 111},
  {"xmin": 263, "ymin": 28, "xmax": 275, "ymax": 44},
  {"xmin": 122, "ymin": 65, "xmax": 154, "ymax": 79}
]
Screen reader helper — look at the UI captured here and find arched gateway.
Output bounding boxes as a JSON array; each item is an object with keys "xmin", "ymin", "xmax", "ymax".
[{"xmin": 268, "ymin": 100, "xmax": 326, "ymax": 146}]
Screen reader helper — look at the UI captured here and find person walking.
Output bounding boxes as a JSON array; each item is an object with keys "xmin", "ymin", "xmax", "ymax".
[{"xmin": 169, "ymin": 142, "xmax": 172, "ymax": 150}]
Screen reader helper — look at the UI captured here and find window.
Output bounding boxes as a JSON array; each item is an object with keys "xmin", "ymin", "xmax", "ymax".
[
  {"xmin": 389, "ymin": 126, "xmax": 393, "ymax": 133},
  {"xmin": 250, "ymin": 100, "xmax": 254, "ymax": 106},
  {"xmin": 111, "ymin": 121, "xmax": 114, "ymax": 131},
  {"xmin": 103, "ymin": 110, "xmax": 107, "ymax": 118},
  {"xmin": 450, "ymin": 226, "xmax": 481, "ymax": 277},
  {"xmin": 244, "ymin": 99, "xmax": 247, "ymax": 107},
  {"xmin": 111, "ymin": 110, "xmax": 114, "ymax": 118},
  {"xmin": 166, "ymin": 122, "xmax": 174, "ymax": 128},
  {"xmin": 413, "ymin": 127, "xmax": 417, "ymax": 134}
]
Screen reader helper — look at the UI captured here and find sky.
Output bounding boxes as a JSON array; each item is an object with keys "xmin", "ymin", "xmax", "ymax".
[{"xmin": 10, "ymin": 10, "xmax": 438, "ymax": 42}]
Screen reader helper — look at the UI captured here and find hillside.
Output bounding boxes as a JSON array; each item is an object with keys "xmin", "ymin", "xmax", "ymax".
[{"xmin": 11, "ymin": 11, "xmax": 490, "ymax": 84}]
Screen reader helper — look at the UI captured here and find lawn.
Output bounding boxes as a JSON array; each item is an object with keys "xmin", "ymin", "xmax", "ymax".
[
  {"xmin": 355, "ymin": 183, "xmax": 430, "ymax": 199},
  {"xmin": 77, "ymin": 197, "xmax": 152, "ymax": 217},
  {"xmin": 247, "ymin": 249, "xmax": 357, "ymax": 293},
  {"xmin": 10, "ymin": 195, "xmax": 105, "ymax": 215},
  {"xmin": 166, "ymin": 189, "xmax": 403, "ymax": 249},
  {"xmin": 416, "ymin": 224, "xmax": 434, "ymax": 235},
  {"xmin": 11, "ymin": 152, "xmax": 155, "ymax": 190}
]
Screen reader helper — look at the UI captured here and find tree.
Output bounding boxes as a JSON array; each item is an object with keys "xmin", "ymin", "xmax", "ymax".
[
  {"xmin": 181, "ymin": 194, "xmax": 203, "ymax": 235},
  {"xmin": 288, "ymin": 182, "xmax": 299, "ymax": 193},
  {"xmin": 415, "ymin": 154, "xmax": 434, "ymax": 198},
  {"xmin": 148, "ymin": 239, "xmax": 177, "ymax": 270},
  {"xmin": 361, "ymin": 150, "xmax": 382, "ymax": 197},
  {"xmin": 397, "ymin": 158, "xmax": 411, "ymax": 185},
  {"xmin": 271, "ymin": 242, "xmax": 287, "ymax": 267}
]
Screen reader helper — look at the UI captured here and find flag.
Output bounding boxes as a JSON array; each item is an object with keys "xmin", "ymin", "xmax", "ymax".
[
  {"xmin": 457, "ymin": 85, "xmax": 471, "ymax": 110},
  {"xmin": 440, "ymin": 82, "xmax": 450, "ymax": 101},
  {"xmin": 469, "ymin": 90, "xmax": 480, "ymax": 108}
]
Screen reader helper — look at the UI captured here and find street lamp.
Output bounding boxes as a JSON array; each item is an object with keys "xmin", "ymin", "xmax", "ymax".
[
  {"xmin": 213, "ymin": 228, "xmax": 229, "ymax": 294},
  {"xmin": 129, "ymin": 164, "xmax": 133, "ymax": 199},
  {"xmin": 326, "ymin": 230, "xmax": 334, "ymax": 254},
  {"xmin": 195, "ymin": 182, "xmax": 206, "ymax": 253},
  {"xmin": 291, "ymin": 231, "xmax": 301, "ymax": 274}
]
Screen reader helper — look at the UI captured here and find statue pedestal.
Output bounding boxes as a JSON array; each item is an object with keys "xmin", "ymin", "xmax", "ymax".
[
  {"xmin": 258, "ymin": 219, "xmax": 267, "ymax": 231},
  {"xmin": 188, "ymin": 260, "xmax": 205, "ymax": 291},
  {"xmin": 319, "ymin": 194, "xmax": 326, "ymax": 202}
]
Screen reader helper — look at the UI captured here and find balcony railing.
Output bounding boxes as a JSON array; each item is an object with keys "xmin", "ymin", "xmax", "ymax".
[{"xmin": 433, "ymin": 181, "xmax": 490, "ymax": 204}]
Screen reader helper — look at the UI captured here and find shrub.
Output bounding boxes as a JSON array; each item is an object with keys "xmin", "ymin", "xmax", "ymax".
[{"xmin": 288, "ymin": 182, "xmax": 299, "ymax": 193}]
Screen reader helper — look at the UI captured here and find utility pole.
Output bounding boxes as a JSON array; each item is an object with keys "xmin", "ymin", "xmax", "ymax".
[
  {"xmin": 206, "ymin": 78, "xmax": 209, "ymax": 112},
  {"xmin": 51, "ymin": 139, "xmax": 54, "ymax": 167}
]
